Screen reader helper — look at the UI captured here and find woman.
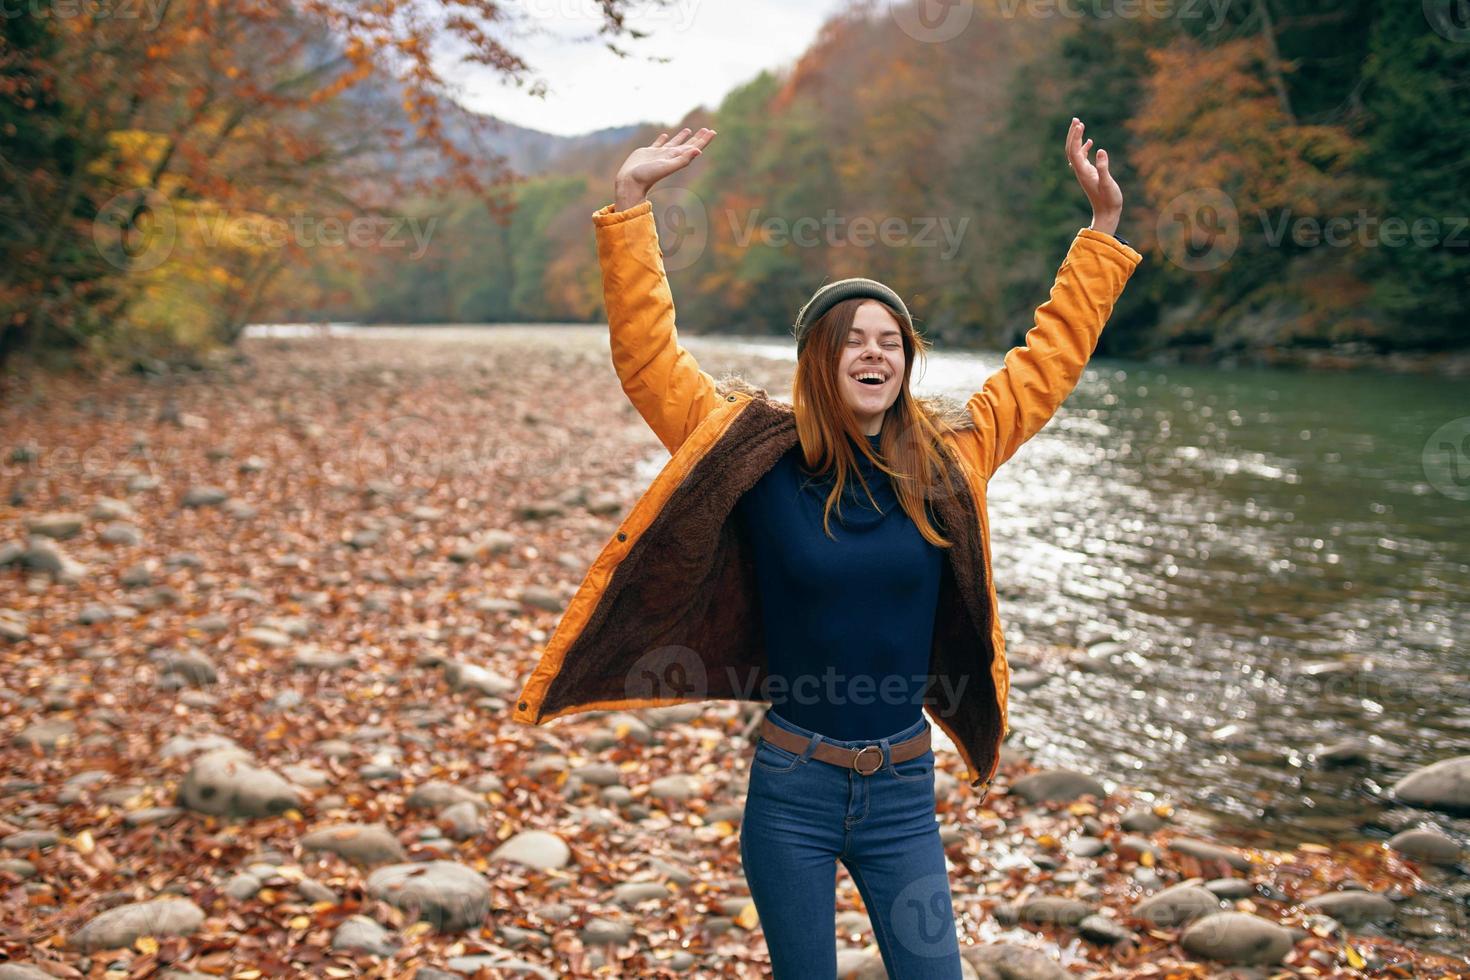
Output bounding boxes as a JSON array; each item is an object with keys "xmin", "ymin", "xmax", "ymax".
[{"xmin": 512, "ymin": 120, "xmax": 1141, "ymax": 978}]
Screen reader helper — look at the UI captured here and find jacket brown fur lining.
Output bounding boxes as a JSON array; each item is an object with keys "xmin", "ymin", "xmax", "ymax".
[{"xmin": 529, "ymin": 373, "xmax": 1002, "ymax": 789}]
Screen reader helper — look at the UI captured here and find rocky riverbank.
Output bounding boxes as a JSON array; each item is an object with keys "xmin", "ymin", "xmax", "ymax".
[
  {"xmin": 1, "ymin": 328, "xmax": 1465, "ymax": 977},
  {"xmin": 1138, "ymin": 340, "xmax": 1470, "ymax": 378}
]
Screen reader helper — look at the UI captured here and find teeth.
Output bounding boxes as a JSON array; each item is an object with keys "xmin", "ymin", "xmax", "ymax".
[{"xmin": 855, "ymin": 372, "xmax": 886, "ymax": 383}]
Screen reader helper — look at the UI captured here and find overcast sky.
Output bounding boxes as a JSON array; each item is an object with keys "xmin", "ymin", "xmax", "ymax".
[{"xmin": 441, "ymin": 0, "xmax": 856, "ymax": 137}]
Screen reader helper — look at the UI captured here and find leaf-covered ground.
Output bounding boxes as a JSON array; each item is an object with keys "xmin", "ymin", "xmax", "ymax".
[{"xmin": 2, "ymin": 328, "xmax": 1465, "ymax": 978}]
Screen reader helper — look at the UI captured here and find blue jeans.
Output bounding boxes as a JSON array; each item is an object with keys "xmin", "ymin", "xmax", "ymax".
[{"xmin": 739, "ymin": 707, "xmax": 964, "ymax": 979}]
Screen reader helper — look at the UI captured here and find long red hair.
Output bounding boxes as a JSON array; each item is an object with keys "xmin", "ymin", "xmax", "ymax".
[{"xmin": 791, "ymin": 297, "xmax": 965, "ymax": 547}]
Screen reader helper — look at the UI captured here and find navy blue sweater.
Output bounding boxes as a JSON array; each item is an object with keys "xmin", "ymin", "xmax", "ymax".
[{"xmin": 734, "ymin": 431, "xmax": 943, "ymax": 740}]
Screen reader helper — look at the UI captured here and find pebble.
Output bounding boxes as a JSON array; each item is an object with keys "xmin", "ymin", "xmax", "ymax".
[
  {"xmin": 332, "ymin": 915, "xmax": 398, "ymax": 957},
  {"xmin": 66, "ymin": 897, "xmax": 205, "ymax": 951},
  {"xmin": 406, "ymin": 780, "xmax": 485, "ymax": 813},
  {"xmin": 2, "ymin": 831, "xmax": 59, "ymax": 851},
  {"xmin": 301, "ymin": 823, "xmax": 407, "ymax": 866},
  {"xmin": 1179, "ymin": 911, "xmax": 1295, "ymax": 965},
  {"xmin": 491, "ymin": 830, "xmax": 570, "ymax": 871},
  {"xmin": 1008, "ymin": 768, "xmax": 1107, "ymax": 804},
  {"xmin": 365, "ymin": 861, "xmax": 491, "ymax": 931},
  {"xmin": 177, "ymin": 748, "xmax": 301, "ymax": 818},
  {"xmin": 1132, "ymin": 883, "xmax": 1222, "ymax": 927},
  {"xmin": 15, "ymin": 719, "xmax": 76, "ymax": 752}
]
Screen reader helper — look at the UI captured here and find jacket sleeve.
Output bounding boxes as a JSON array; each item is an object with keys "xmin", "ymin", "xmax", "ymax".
[
  {"xmin": 954, "ymin": 227, "xmax": 1142, "ymax": 480},
  {"xmin": 593, "ymin": 198, "xmax": 722, "ymax": 456}
]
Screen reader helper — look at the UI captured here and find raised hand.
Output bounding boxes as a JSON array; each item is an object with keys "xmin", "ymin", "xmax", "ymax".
[
  {"xmin": 614, "ymin": 127, "xmax": 718, "ymax": 210},
  {"xmin": 1065, "ymin": 117, "xmax": 1123, "ymax": 234}
]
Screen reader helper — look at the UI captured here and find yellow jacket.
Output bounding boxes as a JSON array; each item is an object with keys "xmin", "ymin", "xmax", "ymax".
[{"xmin": 513, "ymin": 198, "xmax": 1143, "ymax": 796}]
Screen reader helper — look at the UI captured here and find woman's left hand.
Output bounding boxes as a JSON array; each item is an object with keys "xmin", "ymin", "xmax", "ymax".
[{"xmin": 1066, "ymin": 117, "xmax": 1123, "ymax": 234}]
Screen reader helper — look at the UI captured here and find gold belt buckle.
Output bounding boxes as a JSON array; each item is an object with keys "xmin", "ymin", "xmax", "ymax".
[{"xmin": 852, "ymin": 745, "xmax": 883, "ymax": 776}]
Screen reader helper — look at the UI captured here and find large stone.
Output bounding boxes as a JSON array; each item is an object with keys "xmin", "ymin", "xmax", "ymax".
[
  {"xmin": 302, "ymin": 823, "xmax": 407, "ymax": 867},
  {"xmin": 962, "ymin": 942, "xmax": 1070, "ymax": 979},
  {"xmin": 1300, "ymin": 890, "xmax": 1396, "ymax": 928},
  {"xmin": 20, "ymin": 536, "xmax": 87, "ymax": 579},
  {"xmin": 242, "ymin": 626, "xmax": 291, "ymax": 649},
  {"xmin": 490, "ymin": 829, "xmax": 570, "ymax": 871},
  {"xmin": 14, "ymin": 719, "xmax": 76, "ymax": 752},
  {"xmin": 0, "ymin": 965, "xmax": 58, "ymax": 979},
  {"xmin": 332, "ymin": 915, "xmax": 398, "ymax": 957},
  {"xmin": 1166, "ymin": 837, "xmax": 1253, "ymax": 872},
  {"xmin": 1179, "ymin": 911, "xmax": 1294, "ymax": 966},
  {"xmin": 406, "ymin": 780, "xmax": 485, "ymax": 814},
  {"xmin": 648, "ymin": 775, "xmax": 698, "ymax": 802},
  {"xmin": 1016, "ymin": 895, "xmax": 1092, "ymax": 927},
  {"xmin": 25, "ymin": 512, "xmax": 85, "ymax": 539},
  {"xmin": 3, "ymin": 831, "xmax": 59, "ymax": 851},
  {"xmin": 1131, "ymin": 883, "xmax": 1222, "ymax": 928},
  {"xmin": 1386, "ymin": 828, "xmax": 1462, "ymax": 866},
  {"xmin": 180, "ymin": 486, "xmax": 228, "ymax": 508},
  {"xmin": 66, "ymin": 898, "xmax": 205, "ymax": 951},
  {"xmin": 177, "ymin": 749, "xmax": 300, "ymax": 818},
  {"xmin": 1390, "ymin": 756, "xmax": 1470, "ymax": 815},
  {"xmin": 365, "ymin": 861, "xmax": 491, "ymax": 932},
  {"xmin": 158, "ymin": 649, "xmax": 218, "ymax": 686},
  {"xmin": 444, "ymin": 956, "xmax": 555, "ymax": 978},
  {"xmin": 1007, "ymin": 769, "xmax": 1107, "ymax": 804},
  {"xmin": 444, "ymin": 661, "xmax": 516, "ymax": 697},
  {"xmin": 439, "ymin": 801, "xmax": 481, "ymax": 841}
]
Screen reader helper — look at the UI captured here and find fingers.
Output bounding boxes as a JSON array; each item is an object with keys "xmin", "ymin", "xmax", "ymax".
[{"xmin": 652, "ymin": 126, "xmax": 714, "ymax": 151}]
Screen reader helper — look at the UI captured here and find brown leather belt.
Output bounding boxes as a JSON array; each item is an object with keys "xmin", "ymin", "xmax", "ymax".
[{"xmin": 758, "ymin": 716, "xmax": 930, "ymax": 776}]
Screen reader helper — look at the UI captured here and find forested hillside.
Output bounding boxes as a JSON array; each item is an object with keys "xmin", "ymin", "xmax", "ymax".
[{"xmin": 277, "ymin": 0, "xmax": 1468, "ymax": 362}]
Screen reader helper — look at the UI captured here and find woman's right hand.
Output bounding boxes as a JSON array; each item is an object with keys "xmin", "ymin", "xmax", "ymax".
[{"xmin": 614, "ymin": 127, "xmax": 718, "ymax": 210}]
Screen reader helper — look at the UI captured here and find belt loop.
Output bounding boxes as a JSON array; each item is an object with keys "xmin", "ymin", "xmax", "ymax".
[
  {"xmin": 800, "ymin": 732, "xmax": 821, "ymax": 763},
  {"xmin": 878, "ymin": 734, "xmax": 893, "ymax": 771}
]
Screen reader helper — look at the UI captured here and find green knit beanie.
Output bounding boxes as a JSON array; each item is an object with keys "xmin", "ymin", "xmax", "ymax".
[{"xmin": 792, "ymin": 277, "xmax": 913, "ymax": 356}]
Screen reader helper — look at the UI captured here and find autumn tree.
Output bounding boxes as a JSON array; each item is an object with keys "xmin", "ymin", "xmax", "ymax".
[{"xmin": 0, "ymin": 0, "xmax": 680, "ymax": 374}]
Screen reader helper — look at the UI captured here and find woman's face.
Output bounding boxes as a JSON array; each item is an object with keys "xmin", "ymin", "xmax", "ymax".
[{"xmin": 838, "ymin": 301, "xmax": 906, "ymax": 435}]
